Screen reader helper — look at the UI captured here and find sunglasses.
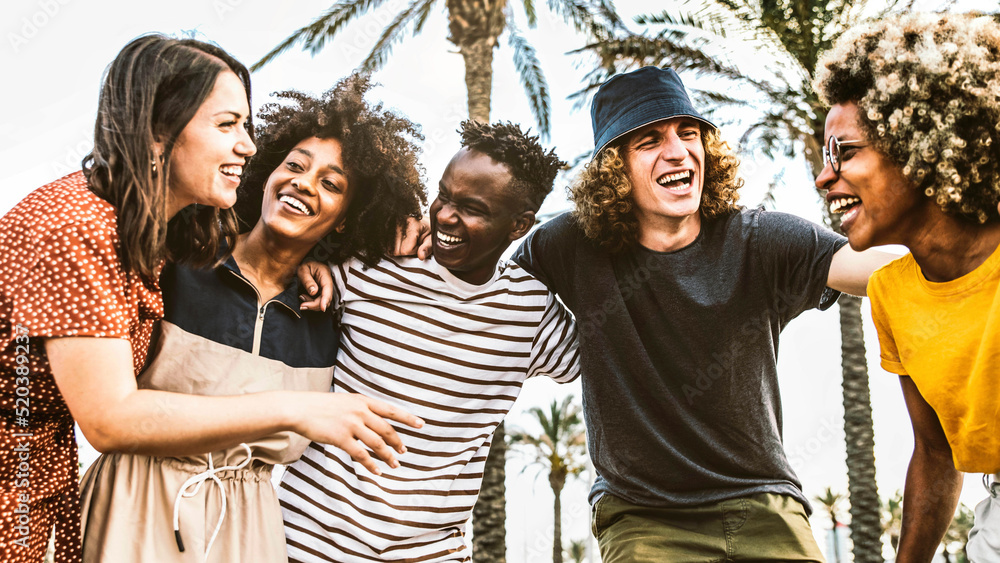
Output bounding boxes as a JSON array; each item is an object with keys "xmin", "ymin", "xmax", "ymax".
[{"xmin": 822, "ymin": 136, "xmax": 869, "ymax": 174}]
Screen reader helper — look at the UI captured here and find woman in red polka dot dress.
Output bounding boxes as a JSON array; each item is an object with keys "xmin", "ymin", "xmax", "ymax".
[
  {"xmin": 0, "ymin": 37, "xmax": 419, "ymax": 562},
  {"xmin": 0, "ymin": 35, "xmax": 255, "ymax": 562}
]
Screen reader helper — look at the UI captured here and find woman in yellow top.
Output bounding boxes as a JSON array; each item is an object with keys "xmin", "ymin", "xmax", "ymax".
[{"xmin": 813, "ymin": 13, "xmax": 1000, "ymax": 562}]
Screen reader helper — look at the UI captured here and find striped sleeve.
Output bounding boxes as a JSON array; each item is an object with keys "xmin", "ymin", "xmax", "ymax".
[
  {"xmin": 328, "ymin": 260, "xmax": 350, "ymax": 309},
  {"xmin": 526, "ymin": 292, "xmax": 580, "ymax": 382}
]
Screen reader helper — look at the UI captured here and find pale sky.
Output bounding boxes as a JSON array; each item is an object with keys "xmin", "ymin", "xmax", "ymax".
[{"xmin": 0, "ymin": 0, "xmax": 989, "ymax": 560}]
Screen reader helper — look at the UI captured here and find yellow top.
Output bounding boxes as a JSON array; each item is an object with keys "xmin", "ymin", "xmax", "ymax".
[{"xmin": 869, "ymin": 241, "xmax": 1000, "ymax": 473}]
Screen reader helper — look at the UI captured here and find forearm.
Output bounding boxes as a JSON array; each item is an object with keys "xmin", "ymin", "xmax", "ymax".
[
  {"xmin": 84, "ymin": 389, "xmax": 297, "ymax": 456},
  {"xmin": 48, "ymin": 336, "xmax": 419, "ymax": 472},
  {"xmin": 827, "ymin": 247, "xmax": 897, "ymax": 297},
  {"xmin": 895, "ymin": 446, "xmax": 963, "ymax": 562}
]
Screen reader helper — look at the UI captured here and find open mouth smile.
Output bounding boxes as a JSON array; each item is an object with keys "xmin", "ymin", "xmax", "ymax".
[
  {"xmin": 657, "ymin": 170, "xmax": 692, "ymax": 191},
  {"xmin": 436, "ymin": 231, "xmax": 465, "ymax": 247},
  {"xmin": 220, "ymin": 165, "xmax": 243, "ymax": 181},
  {"xmin": 830, "ymin": 196, "xmax": 861, "ymax": 216},
  {"xmin": 279, "ymin": 194, "xmax": 314, "ymax": 216}
]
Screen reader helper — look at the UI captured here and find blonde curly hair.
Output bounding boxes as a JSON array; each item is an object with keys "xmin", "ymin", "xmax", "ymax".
[
  {"xmin": 569, "ymin": 125, "xmax": 743, "ymax": 251},
  {"xmin": 814, "ymin": 12, "xmax": 1000, "ymax": 224}
]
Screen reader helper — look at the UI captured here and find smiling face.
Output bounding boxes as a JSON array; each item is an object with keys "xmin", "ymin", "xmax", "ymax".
[
  {"xmin": 816, "ymin": 102, "xmax": 930, "ymax": 251},
  {"xmin": 623, "ymin": 117, "xmax": 706, "ymax": 234},
  {"xmin": 166, "ymin": 71, "xmax": 256, "ymax": 212},
  {"xmin": 429, "ymin": 148, "xmax": 533, "ymax": 285},
  {"xmin": 259, "ymin": 136, "xmax": 354, "ymax": 247}
]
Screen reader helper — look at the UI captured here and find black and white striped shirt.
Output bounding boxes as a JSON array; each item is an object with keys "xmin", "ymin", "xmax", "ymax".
[{"xmin": 279, "ymin": 256, "xmax": 579, "ymax": 562}]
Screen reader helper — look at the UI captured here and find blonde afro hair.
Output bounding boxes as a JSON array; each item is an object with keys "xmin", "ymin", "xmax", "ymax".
[{"xmin": 814, "ymin": 13, "xmax": 1000, "ymax": 223}]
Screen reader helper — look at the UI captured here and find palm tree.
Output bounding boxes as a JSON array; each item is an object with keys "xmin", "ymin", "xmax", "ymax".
[
  {"xmin": 508, "ymin": 396, "xmax": 588, "ymax": 563},
  {"xmin": 252, "ymin": 0, "xmax": 622, "ymax": 140},
  {"xmin": 943, "ymin": 503, "xmax": 975, "ymax": 563},
  {"xmin": 253, "ymin": 5, "xmax": 621, "ymax": 561},
  {"xmin": 815, "ymin": 487, "xmax": 847, "ymax": 563},
  {"xmin": 570, "ymin": 1, "xmax": 939, "ymax": 559},
  {"xmin": 881, "ymin": 489, "xmax": 903, "ymax": 555},
  {"xmin": 566, "ymin": 538, "xmax": 586, "ymax": 563}
]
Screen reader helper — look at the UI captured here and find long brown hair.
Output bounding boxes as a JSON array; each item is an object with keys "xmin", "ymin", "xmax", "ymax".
[{"xmin": 83, "ymin": 34, "xmax": 253, "ymax": 278}]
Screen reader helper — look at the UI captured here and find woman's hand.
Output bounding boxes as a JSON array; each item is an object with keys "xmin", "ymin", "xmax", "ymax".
[
  {"xmin": 298, "ymin": 216, "xmax": 433, "ymax": 311},
  {"xmin": 289, "ymin": 392, "xmax": 424, "ymax": 475},
  {"xmin": 297, "ymin": 261, "xmax": 334, "ymax": 312},
  {"xmin": 394, "ymin": 216, "xmax": 432, "ymax": 259}
]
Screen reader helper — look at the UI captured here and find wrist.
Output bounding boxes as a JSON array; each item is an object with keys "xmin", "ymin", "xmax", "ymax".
[{"xmin": 272, "ymin": 391, "xmax": 303, "ymax": 434}]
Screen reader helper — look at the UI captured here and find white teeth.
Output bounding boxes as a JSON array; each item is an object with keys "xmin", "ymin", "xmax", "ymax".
[
  {"xmin": 279, "ymin": 195, "xmax": 312, "ymax": 215},
  {"xmin": 220, "ymin": 165, "xmax": 243, "ymax": 176},
  {"xmin": 657, "ymin": 171, "xmax": 692, "ymax": 187},
  {"xmin": 843, "ymin": 205, "xmax": 861, "ymax": 222},
  {"xmin": 830, "ymin": 197, "xmax": 861, "ymax": 214},
  {"xmin": 437, "ymin": 232, "xmax": 463, "ymax": 244}
]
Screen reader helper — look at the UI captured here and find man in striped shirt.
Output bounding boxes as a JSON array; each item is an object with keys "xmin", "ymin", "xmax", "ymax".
[{"xmin": 279, "ymin": 120, "xmax": 580, "ymax": 562}]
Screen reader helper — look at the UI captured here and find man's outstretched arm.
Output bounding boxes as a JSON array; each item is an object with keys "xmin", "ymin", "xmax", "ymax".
[{"xmin": 827, "ymin": 246, "xmax": 897, "ymax": 297}]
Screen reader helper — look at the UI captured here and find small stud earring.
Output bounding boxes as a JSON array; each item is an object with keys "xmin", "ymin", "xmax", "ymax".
[{"xmin": 151, "ymin": 158, "xmax": 158, "ymax": 176}]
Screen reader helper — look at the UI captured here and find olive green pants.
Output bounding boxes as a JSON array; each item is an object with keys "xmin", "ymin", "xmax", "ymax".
[{"xmin": 592, "ymin": 492, "xmax": 826, "ymax": 563}]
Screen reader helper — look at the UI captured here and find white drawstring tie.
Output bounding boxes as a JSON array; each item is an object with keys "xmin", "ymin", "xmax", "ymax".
[{"xmin": 172, "ymin": 443, "xmax": 253, "ymax": 559}]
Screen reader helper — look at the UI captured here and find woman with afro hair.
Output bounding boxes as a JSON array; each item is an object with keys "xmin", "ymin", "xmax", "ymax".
[
  {"xmin": 78, "ymin": 74, "xmax": 427, "ymax": 562},
  {"xmin": 814, "ymin": 12, "xmax": 1000, "ymax": 561}
]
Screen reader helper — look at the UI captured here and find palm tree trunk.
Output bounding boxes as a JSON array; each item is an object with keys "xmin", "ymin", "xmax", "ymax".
[
  {"xmin": 551, "ymin": 474, "xmax": 565, "ymax": 563},
  {"xmin": 838, "ymin": 292, "xmax": 883, "ymax": 562},
  {"xmin": 459, "ymin": 36, "xmax": 494, "ymax": 123},
  {"xmin": 831, "ymin": 516, "xmax": 841, "ymax": 563},
  {"xmin": 474, "ymin": 421, "xmax": 508, "ymax": 563}
]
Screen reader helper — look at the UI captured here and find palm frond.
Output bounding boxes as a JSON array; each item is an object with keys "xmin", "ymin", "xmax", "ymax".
[
  {"xmin": 690, "ymin": 88, "xmax": 752, "ymax": 109},
  {"xmin": 637, "ymin": 1, "xmax": 808, "ymax": 83},
  {"xmin": 567, "ymin": 31, "xmax": 773, "ymax": 111},
  {"xmin": 545, "ymin": 0, "xmax": 622, "ymax": 40},
  {"xmin": 506, "ymin": 19, "xmax": 552, "ymax": 138},
  {"xmin": 523, "ymin": 0, "xmax": 539, "ymax": 27},
  {"xmin": 509, "ymin": 396, "xmax": 586, "ymax": 472},
  {"xmin": 758, "ymin": 167, "xmax": 785, "ymax": 209},
  {"xmin": 591, "ymin": 0, "xmax": 629, "ymax": 34},
  {"xmin": 565, "ymin": 150, "xmax": 591, "ymax": 171},
  {"xmin": 359, "ymin": 0, "xmax": 439, "ymax": 72},
  {"xmin": 738, "ymin": 110, "xmax": 799, "ymax": 158},
  {"xmin": 413, "ymin": 0, "xmax": 437, "ymax": 34},
  {"xmin": 635, "ymin": 4, "xmax": 733, "ymax": 38},
  {"xmin": 251, "ymin": 0, "xmax": 392, "ymax": 71},
  {"xmin": 826, "ymin": 1, "xmax": 875, "ymax": 49},
  {"xmin": 676, "ymin": 0, "xmax": 763, "ymax": 40}
]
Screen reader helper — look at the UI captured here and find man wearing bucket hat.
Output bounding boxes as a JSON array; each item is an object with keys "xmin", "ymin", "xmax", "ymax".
[{"xmin": 512, "ymin": 66, "xmax": 891, "ymax": 560}]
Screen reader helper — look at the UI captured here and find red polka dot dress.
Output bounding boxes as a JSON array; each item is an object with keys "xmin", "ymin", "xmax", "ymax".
[{"xmin": 0, "ymin": 172, "xmax": 163, "ymax": 562}]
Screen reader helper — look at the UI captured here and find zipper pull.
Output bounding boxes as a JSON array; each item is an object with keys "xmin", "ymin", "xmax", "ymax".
[{"xmin": 258, "ymin": 305, "xmax": 265, "ymax": 320}]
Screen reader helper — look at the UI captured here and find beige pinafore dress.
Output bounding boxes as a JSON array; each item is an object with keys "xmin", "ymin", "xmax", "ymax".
[{"xmin": 78, "ymin": 320, "xmax": 333, "ymax": 562}]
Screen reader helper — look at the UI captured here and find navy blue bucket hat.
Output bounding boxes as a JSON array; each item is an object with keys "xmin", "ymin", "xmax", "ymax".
[{"xmin": 591, "ymin": 66, "xmax": 717, "ymax": 159}]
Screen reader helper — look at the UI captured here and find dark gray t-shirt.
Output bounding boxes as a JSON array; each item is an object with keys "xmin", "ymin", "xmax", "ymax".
[{"xmin": 512, "ymin": 208, "xmax": 847, "ymax": 513}]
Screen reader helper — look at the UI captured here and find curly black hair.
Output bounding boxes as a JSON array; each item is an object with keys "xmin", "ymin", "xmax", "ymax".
[
  {"xmin": 236, "ymin": 74, "xmax": 427, "ymax": 266},
  {"xmin": 458, "ymin": 120, "xmax": 565, "ymax": 212}
]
